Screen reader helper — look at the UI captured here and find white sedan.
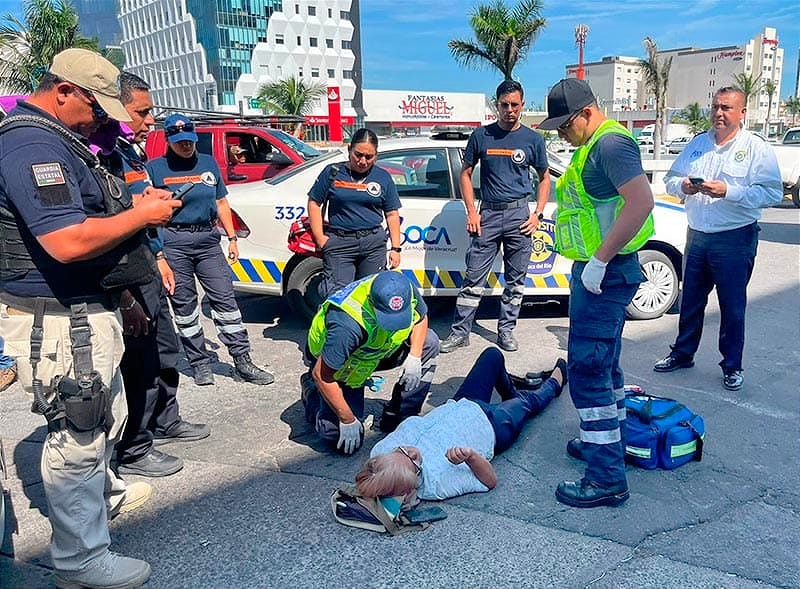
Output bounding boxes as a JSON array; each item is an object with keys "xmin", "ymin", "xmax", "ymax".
[{"xmin": 223, "ymin": 131, "xmax": 687, "ymax": 321}]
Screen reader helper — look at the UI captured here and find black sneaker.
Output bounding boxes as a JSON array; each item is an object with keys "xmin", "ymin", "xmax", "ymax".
[
  {"xmin": 653, "ymin": 354, "xmax": 694, "ymax": 373},
  {"xmin": 192, "ymin": 363, "xmax": 214, "ymax": 386},
  {"xmin": 234, "ymin": 352, "xmax": 274, "ymax": 385},
  {"xmin": 439, "ymin": 334, "xmax": 469, "ymax": 354},
  {"xmin": 555, "ymin": 477, "xmax": 629, "ymax": 508},
  {"xmin": 153, "ymin": 420, "xmax": 211, "ymax": 446},
  {"xmin": 117, "ymin": 449, "xmax": 184, "ymax": 478},
  {"xmin": 723, "ymin": 370, "xmax": 744, "ymax": 391}
]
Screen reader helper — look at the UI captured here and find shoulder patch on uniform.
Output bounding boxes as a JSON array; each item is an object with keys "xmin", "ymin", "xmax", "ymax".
[
  {"xmin": 31, "ymin": 163, "xmax": 66, "ymax": 186},
  {"xmin": 200, "ymin": 171, "xmax": 217, "ymax": 186},
  {"xmin": 734, "ymin": 150, "xmax": 746, "ymax": 163},
  {"xmin": 366, "ymin": 181, "xmax": 382, "ymax": 197}
]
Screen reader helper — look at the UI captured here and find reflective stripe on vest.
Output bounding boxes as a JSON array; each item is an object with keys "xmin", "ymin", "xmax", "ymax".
[
  {"xmin": 554, "ymin": 119, "xmax": 655, "ymax": 261},
  {"xmin": 307, "ymin": 275, "xmax": 418, "ymax": 387}
]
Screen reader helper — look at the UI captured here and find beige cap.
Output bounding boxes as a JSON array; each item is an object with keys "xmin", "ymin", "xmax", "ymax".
[{"xmin": 50, "ymin": 48, "xmax": 132, "ymax": 122}]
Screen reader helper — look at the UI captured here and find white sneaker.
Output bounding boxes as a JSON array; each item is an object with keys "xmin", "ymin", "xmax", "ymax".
[{"xmin": 53, "ymin": 551, "xmax": 151, "ymax": 589}]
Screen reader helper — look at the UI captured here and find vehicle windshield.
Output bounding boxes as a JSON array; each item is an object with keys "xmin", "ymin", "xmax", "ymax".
[
  {"xmin": 267, "ymin": 150, "xmax": 341, "ymax": 185},
  {"xmin": 267, "ymin": 129, "xmax": 322, "ymax": 160},
  {"xmin": 783, "ymin": 130, "xmax": 800, "ymax": 144}
]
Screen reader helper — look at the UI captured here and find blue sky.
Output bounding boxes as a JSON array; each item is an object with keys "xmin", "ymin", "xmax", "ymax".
[{"xmin": 0, "ymin": 0, "xmax": 796, "ymax": 109}]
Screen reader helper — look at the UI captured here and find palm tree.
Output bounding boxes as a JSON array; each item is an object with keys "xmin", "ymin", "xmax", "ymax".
[
  {"xmin": 672, "ymin": 102, "xmax": 710, "ymax": 134},
  {"xmin": 731, "ymin": 72, "xmax": 762, "ymax": 129},
  {"xmin": 762, "ymin": 79, "xmax": 777, "ymax": 136},
  {"xmin": 785, "ymin": 96, "xmax": 800, "ymax": 126},
  {"xmin": 638, "ymin": 36, "xmax": 672, "ymax": 160},
  {"xmin": 448, "ymin": 0, "xmax": 546, "ymax": 81},
  {"xmin": 0, "ymin": 0, "xmax": 97, "ymax": 93},
  {"xmin": 256, "ymin": 76, "xmax": 326, "ymax": 116}
]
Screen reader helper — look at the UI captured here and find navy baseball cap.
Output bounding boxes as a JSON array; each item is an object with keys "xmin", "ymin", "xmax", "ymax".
[
  {"xmin": 538, "ymin": 78, "xmax": 596, "ymax": 130},
  {"xmin": 369, "ymin": 272, "xmax": 413, "ymax": 331},
  {"xmin": 164, "ymin": 113, "xmax": 198, "ymax": 143}
]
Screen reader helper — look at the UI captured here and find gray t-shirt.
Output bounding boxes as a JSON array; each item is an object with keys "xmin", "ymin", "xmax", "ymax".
[{"xmin": 371, "ymin": 399, "xmax": 495, "ymax": 500}]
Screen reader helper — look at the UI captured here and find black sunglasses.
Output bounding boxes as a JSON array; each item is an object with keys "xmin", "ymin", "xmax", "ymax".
[
  {"xmin": 558, "ymin": 109, "xmax": 582, "ymax": 131},
  {"xmin": 165, "ymin": 122, "xmax": 195, "ymax": 137},
  {"xmin": 75, "ymin": 86, "xmax": 108, "ymax": 121}
]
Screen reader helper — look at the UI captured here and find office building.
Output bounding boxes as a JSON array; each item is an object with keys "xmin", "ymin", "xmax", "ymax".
[
  {"xmin": 74, "ymin": 0, "xmax": 122, "ymax": 48},
  {"xmin": 119, "ymin": 0, "xmax": 361, "ymax": 122}
]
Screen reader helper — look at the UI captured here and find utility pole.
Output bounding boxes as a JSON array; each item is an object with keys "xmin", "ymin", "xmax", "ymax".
[{"xmin": 575, "ymin": 24, "xmax": 589, "ymax": 80}]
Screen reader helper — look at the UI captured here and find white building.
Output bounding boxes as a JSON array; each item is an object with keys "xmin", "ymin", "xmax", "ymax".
[
  {"xmin": 118, "ymin": 0, "xmax": 362, "ymax": 121},
  {"xmin": 565, "ymin": 27, "xmax": 784, "ymax": 130}
]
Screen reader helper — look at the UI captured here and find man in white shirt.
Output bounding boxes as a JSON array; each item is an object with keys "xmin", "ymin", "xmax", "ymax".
[{"xmin": 654, "ymin": 87, "xmax": 782, "ymax": 391}]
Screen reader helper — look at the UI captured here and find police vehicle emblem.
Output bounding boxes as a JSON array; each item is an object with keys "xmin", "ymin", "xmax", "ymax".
[
  {"xmin": 511, "ymin": 149, "xmax": 526, "ymax": 164},
  {"xmin": 366, "ymin": 181, "xmax": 382, "ymax": 197},
  {"xmin": 201, "ymin": 172, "xmax": 217, "ymax": 186},
  {"xmin": 389, "ymin": 295, "xmax": 404, "ymax": 310},
  {"xmin": 734, "ymin": 150, "xmax": 746, "ymax": 163},
  {"xmin": 32, "ymin": 163, "xmax": 66, "ymax": 186}
]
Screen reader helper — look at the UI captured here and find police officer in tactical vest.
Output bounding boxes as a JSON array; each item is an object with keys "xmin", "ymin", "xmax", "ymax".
[
  {"xmin": 0, "ymin": 49, "xmax": 180, "ymax": 588},
  {"xmin": 302, "ymin": 271, "xmax": 439, "ymax": 453}
]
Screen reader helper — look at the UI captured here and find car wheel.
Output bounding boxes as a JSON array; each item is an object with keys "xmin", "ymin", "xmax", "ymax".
[
  {"xmin": 285, "ymin": 256, "xmax": 325, "ymax": 322},
  {"xmin": 792, "ymin": 182, "xmax": 800, "ymax": 208},
  {"xmin": 626, "ymin": 250, "xmax": 679, "ymax": 320}
]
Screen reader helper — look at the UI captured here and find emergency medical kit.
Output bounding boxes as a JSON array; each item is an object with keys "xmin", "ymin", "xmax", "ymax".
[
  {"xmin": 287, "ymin": 164, "xmax": 339, "ymax": 257},
  {"xmin": 624, "ymin": 386, "xmax": 705, "ymax": 470}
]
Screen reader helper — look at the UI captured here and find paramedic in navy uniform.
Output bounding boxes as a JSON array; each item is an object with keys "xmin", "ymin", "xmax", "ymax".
[
  {"xmin": 146, "ymin": 113, "xmax": 273, "ymax": 387},
  {"xmin": 439, "ymin": 80, "xmax": 551, "ymax": 354},
  {"xmin": 307, "ymin": 128, "xmax": 403, "ymax": 298}
]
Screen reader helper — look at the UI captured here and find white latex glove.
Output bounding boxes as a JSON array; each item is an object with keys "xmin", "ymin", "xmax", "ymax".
[
  {"xmin": 337, "ymin": 419, "xmax": 364, "ymax": 454},
  {"xmin": 399, "ymin": 354, "xmax": 423, "ymax": 391},
  {"xmin": 581, "ymin": 256, "xmax": 608, "ymax": 294}
]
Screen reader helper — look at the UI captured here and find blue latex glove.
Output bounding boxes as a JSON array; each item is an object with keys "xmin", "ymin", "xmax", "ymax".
[{"xmin": 581, "ymin": 256, "xmax": 608, "ymax": 294}]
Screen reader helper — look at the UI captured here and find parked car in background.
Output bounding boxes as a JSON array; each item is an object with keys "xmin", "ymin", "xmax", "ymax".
[
  {"xmin": 667, "ymin": 135, "xmax": 693, "ymax": 154},
  {"xmin": 773, "ymin": 126, "xmax": 800, "ymax": 207},
  {"xmin": 145, "ymin": 120, "xmax": 322, "ymax": 184},
  {"xmin": 222, "ymin": 129, "xmax": 687, "ymax": 322}
]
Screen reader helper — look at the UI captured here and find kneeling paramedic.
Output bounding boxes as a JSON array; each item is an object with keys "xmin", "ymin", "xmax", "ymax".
[
  {"xmin": 0, "ymin": 49, "xmax": 180, "ymax": 588},
  {"xmin": 302, "ymin": 271, "xmax": 439, "ymax": 454}
]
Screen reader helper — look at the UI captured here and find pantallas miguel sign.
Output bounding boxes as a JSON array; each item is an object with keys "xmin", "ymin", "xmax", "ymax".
[{"xmin": 398, "ymin": 95, "xmax": 455, "ymax": 120}]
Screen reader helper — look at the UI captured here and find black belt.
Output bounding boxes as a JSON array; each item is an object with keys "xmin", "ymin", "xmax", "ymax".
[
  {"xmin": 0, "ymin": 292, "xmax": 116, "ymax": 315},
  {"xmin": 481, "ymin": 196, "xmax": 530, "ymax": 211},
  {"xmin": 327, "ymin": 226, "xmax": 381, "ymax": 238},
  {"xmin": 166, "ymin": 221, "xmax": 214, "ymax": 232}
]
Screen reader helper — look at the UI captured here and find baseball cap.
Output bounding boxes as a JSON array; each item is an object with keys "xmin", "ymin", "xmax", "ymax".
[
  {"xmin": 164, "ymin": 113, "xmax": 198, "ymax": 143},
  {"xmin": 369, "ymin": 272, "xmax": 413, "ymax": 331},
  {"xmin": 538, "ymin": 78, "xmax": 596, "ymax": 130},
  {"xmin": 49, "ymin": 48, "xmax": 131, "ymax": 122}
]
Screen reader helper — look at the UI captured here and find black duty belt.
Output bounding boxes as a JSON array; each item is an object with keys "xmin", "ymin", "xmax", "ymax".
[
  {"xmin": 0, "ymin": 292, "xmax": 115, "ymax": 315},
  {"xmin": 327, "ymin": 226, "xmax": 381, "ymax": 238},
  {"xmin": 166, "ymin": 221, "xmax": 215, "ymax": 232},
  {"xmin": 480, "ymin": 196, "xmax": 530, "ymax": 211}
]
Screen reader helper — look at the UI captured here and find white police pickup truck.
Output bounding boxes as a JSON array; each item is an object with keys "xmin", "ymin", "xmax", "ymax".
[{"xmin": 223, "ymin": 131, "xmax": 687, "ymax": 321}]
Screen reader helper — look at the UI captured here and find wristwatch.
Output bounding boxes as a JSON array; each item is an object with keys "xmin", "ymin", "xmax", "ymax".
[
  {"xmin": 227, "ymin": 235, "xmax": 238, "ymax": 241},
  {"xmin": 390, "ymin": 246, "xmax": 402, "ymax": 253},
  {"xmin": 535, "ymin": 211, "xmax": 544, "ymax": 221}
]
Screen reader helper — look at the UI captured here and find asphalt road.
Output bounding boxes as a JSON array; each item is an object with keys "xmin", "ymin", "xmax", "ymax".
[{"xmin": 1, "ymin": 205, "xmax": 798, "ymax": 589}]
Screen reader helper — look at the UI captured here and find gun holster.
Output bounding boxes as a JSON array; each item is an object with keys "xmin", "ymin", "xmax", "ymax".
[{"xmin": 51, "ymin": 372, "xmax": 109, "ymax": 433}]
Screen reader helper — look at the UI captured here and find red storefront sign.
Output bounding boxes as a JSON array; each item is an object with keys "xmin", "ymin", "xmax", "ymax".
[{"xmin": 327, "ymin": 86, "xmax": 342, "ymax": 142}]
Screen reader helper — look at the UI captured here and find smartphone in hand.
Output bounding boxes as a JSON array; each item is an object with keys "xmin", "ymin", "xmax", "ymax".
[
  {"xmin": 172, "ymin": 182, "xmax": 195, "ymax": 200},
  {"xmin": 689, "ymin": 177, "xmax": 704, "ymax": 185}
]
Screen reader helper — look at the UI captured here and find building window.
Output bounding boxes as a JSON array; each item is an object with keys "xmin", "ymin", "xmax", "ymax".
[
  {"xmin": 328, "ymin": 8, "xmax": 332, "ymax": 17},
  {"xmin": 311, "ymin": 68, "xmax": 320, "ymax": 78},
  {"xmin": 327, "ymin": 68, "xmax": 335, "ymax": 78},
  {"xmin": 343, "ymin": 70, "xmax": 354, "ymax": 79},
  {"xmin": 298, "ymin": 67, "xmax": 303, "ymax": 77},
  {"xmin": 297, "ymin": 35, "xmax": 302, "ymax": 45},
  {"xmin": 326, "ymin": 38, "xmax": 333, "ymax": 49},
  {"xmin": 340, "ymin": 10, "xmax": 350, "ymax": 19},
  {"xmin": 341, "ymin": 40, "xmax": 352, "ymax": 50},
  {"xmin": 295, "ymin": 4, "xmax": 299, "ymax": 14},
  {"xmin": 310, "ymin": 37, "xmax": 318, "ymax": 47},
  {"xmin": 308, "ymin": 6, "xmax": 316, "ymax": 16},
  {"xmin": 275, "ymin": 34, "xmax": 284, "ymax": 45}
]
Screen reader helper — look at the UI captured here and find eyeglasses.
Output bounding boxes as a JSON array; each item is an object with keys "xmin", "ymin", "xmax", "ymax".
[
  {"xmin": 75, "ymin": 86, "xmax": 108, "ymax": 121},
  {"xmin": 558, "ymin": 109, "xmax": 582, "ymax": 132},
  {"xmin": 394, "ymin": 446, "xmax": 422, "ymax": 477},
  {"xmin": 165, "ymin": 122, "xmax": 195, "ymax": 137}
]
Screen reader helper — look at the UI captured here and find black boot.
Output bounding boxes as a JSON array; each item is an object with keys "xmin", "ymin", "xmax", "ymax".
[
  {"xmin": 234, "ymin": 353, "xmax": 274, "ymax": 385},
  {"xmin": 555, "ymin": 478, "xmax": 629, "ymax": 508}
]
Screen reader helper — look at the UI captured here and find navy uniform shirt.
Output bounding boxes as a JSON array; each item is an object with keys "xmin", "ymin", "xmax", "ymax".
[
  {"xmin": 146, "ymin": 151, "xmax": 226, "ymax": 225},
  {"xmin": 308, "ymin": 163, "xmax": 401, "ymax": 231},
  {"xmin": 464, "ymin": 122, "xmax": 548, "ymax": 204},
  {"xmin": 582, "ymin": 131, "xmax": 646, "ymax": 281},
  {"xmin": 320, "ymin": 282, "xmax": 427, "ymax": 371},
  {"xmin": 0, "ymin": 101, "xmax": 115, "ymax": 299}
]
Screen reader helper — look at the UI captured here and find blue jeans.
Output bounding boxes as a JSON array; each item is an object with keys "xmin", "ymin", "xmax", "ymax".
[
  {"xmin": 453, "ymin": 347, "xmax": 559, "ymax": 453},
  {"xmin": 671, "ymin": 224, "xmax": 759, "ymax": 372}
]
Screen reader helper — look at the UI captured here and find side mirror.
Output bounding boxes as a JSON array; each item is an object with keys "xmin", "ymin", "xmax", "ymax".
[{"xmin": 266, "ymin": 152, "xmax": 293, "ymax": 166}]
